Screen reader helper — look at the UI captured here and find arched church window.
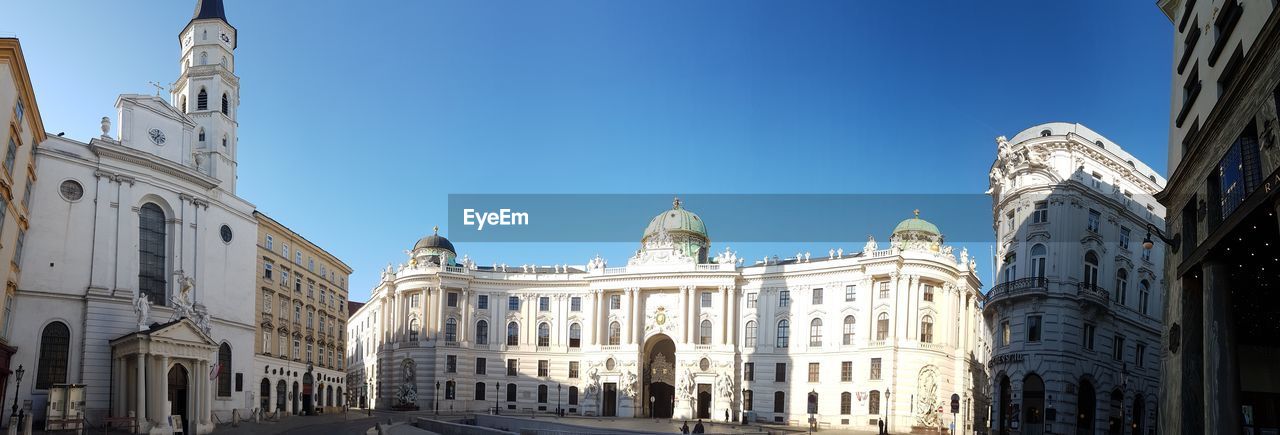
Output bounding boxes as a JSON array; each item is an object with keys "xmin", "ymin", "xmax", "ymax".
[
  {"xmin": 699, "ymin": 320, "xmax": 712, "ymax": 345},
  {"xmin": 445, "ymin": 318, "xmax": 457, "ymax": 342},
  {"xmin": 138, "ymin": 203, "xmax": 167, "ymax": 305},
  {"xmin": 408, "ymin": 318, "xmax": 419, "ymax": 342},
  {"xmin": 35, "ymin": 322, "xmax": 70, "ymax": 389},
  {"xmin": 920, "ymin": 315, "xmax": 934, "ymax": 343},
  {"xmin": 745, "ymin": 321, "xmax": 757, "ymax": 347},
  {"xmin": 197, "ymin": 88, "xmax": 208, "ymax": 111},
  {"xmin": 608, "ymin": 321, "xmax": 620, "ymax": 346},
  {"xmin": 537, "ymin": 322, "xmax": 549, "ymax": 347},
  {"xmin": 217, "ymin": 343, "xmax": 232, "ymax": 397},
  {"xmin": 842, "ymin": 316, "xmax": 856, "ymax": 345},
  {"xmin": 506, "ymin": 322, "xmax": 519, "ymax": 346},
  {"xmin": 809, "ymin": 318, "xmax": 823, "ymax": 346},
  {"xmin": 775, "ymin": 319, "xmax": 789, "ymax": 348},
  {"xmin": 475, "ymin": 320, "xmax": 488, "ymax": 345},
  {"xmin": 221, "ymin": 93, "xmax": 229, "ymax": 115}
]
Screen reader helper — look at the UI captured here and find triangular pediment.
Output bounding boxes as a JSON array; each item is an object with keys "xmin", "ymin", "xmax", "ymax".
[
  {"xmin": 116, "ymin": 94, "xmax": 196, "ymax": 128},
  {"xmin": 149, "ymin": 318, "xmax": 218, "ymax": 347}
]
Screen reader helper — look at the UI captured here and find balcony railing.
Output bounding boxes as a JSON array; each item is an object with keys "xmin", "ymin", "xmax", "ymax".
[
  {"xmin": 985, "ymin": 277, "xmax": 1049, "ymax": 305},
  {"xmin": 1076, "ymin": 282, "xmax": 1110, "ymax": 307}
]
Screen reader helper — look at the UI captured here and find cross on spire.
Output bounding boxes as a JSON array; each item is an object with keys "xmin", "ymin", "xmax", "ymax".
[
  {"xmin": 914, "ymin": 209, "xmax": 920, "ymax": 218},
  {"xmin": 673, "ymin": 196, "xmax": 682, "ymax": 209}
]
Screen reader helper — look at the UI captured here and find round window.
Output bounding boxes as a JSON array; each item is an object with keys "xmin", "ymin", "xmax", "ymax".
[
  {"xmin": 59, "ymin": 180, "xmax": 84, "ymax": 201},
  {"xmin": 699, "ymin": 358, "xmax": 710, "ymax": 371},
  {"xmin": 220, "ymin": 224, "xmax": 233, "ymax": 243}
]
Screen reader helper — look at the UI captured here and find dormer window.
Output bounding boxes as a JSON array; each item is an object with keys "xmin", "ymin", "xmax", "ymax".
[
  {"xmin": 1040, "ymin": 129, "xmax": 1052, "ymax": 137},
  {"xmin": 197, "ymin": 89, "xmax": 208, "ymax": 111}
]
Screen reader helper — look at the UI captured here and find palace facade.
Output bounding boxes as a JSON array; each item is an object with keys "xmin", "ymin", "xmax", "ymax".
[{"xmin": 348, "ymin": 201, "xmax": 989, "ymax": 433}]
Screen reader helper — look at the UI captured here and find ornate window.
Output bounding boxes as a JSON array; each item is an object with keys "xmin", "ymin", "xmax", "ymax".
[
  {"xmin": 1115, "ymin": 268, "xmax": 1129, "ymax": 304},
  {"xmin": 445, "ymin": 318, "xmax": 457, "ymax": 343},
  {"xmin": 568, "ymin": 323, "xmax": 581, "ymax": 348},
  {"xmin": 1139, "ymin": 280, "xmax": 1151, "ymax": 315},
  {"xmin": 1030, "ymin": 244, "xmax": 1047, "ymax": 278},
  {"xmin": 842, "ymin": 316, "xmax": 855, "ymax": 345},
  {"xmin": 537, "ymin": 322, "xmax": 550, "ymax": 347},
  {"xmin": 699, "ymin": 320, "xmax": 712, "ymax": 345},
  {"xmin": 876, "ymin": 313, "xmax": 889, "ymax": 341},
  {"xmin": 840, "ymin": 392, "xmax": 852, "ymax": 415},
  {"xmin": 608, "ymin": 321, "xmax": 621, "ymax": 346},
  {"xmin": 138, "ymin": 203, "xmax": 168, "ymax": 305},
  {"xmin": 35, "ymin": 322, "xmax": 70, "ymax": 389},
  {"xmin": 506, "ymin": 322, "xmax": 519, "ymax": 346},
  {"xmin": 775, "ymin": 319, "xmax": 790, "ymax": 348},
  {"xmin": 745, "ymin": 321, "xmax": 757, "ymax": 347},
  {"xmin": 809, "ymin": 318, "xmax": 823, "ymax": 346},
  {"xmin": 922, "ymin": 284, "xmax": 934, "ymax": 302},
  {"xmin": 869, "ymin": 390, "xmax": 881, "ymax": 414},
  {"xmin": 408, "ymin": 318, "xmax": 419, "ymax": 341},
  {"xmin": 1084, "ymin": 251, "xmax": 1100, "ymax": 287},
  {"xmin": 920, "ymin": 315, "xmax": 934, "ymax": 343},
  {"xmin": 217, "ymin": 343, "xmax": 232, "ymax": 397}
]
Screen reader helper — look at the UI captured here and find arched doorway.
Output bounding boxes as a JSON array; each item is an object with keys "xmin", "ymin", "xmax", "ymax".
[
  {"xmin": 303, "ymin": 373, "xmax": 315, "ymax": 415},
  {"xmin": 997, "ymin": 375, "xmax": 1011, "ymax": 434},
  {"xmin": 1107, "ymin": 389, "xmax": 1123, "ymax": 435},
  {"xmin": 167, "ymin": 364, "xmax": 190, "ymax": 435},
  {"xmin": 1077, "ymin": 380, "xmax": 1096, "ymax": 435},
  {"xmin": 292, "ymin": 381, "xmax": 300, "ymax": 414},
  {"xmin": 1022, "ymin": 374, "xmax": 1045, "ymax": 435},
  {"xmin": 642, "ymin": 334, "xmax": 676, "ymax": 418},
  {"xmin": 260, "ymin": 379, "xmax": 271, "ymax": 411},
  {"xmin": 276, "ymin": 380, "xmax": 287, "ymax": 412},
  {"xmin": 1130, "ymin": 396, "xmax": 1144, "ymax": 435}
]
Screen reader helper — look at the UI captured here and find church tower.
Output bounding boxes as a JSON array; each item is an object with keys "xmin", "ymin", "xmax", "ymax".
[{"xmin": 171, "ymin": 0, "xmax": 239, "ymax": 192}]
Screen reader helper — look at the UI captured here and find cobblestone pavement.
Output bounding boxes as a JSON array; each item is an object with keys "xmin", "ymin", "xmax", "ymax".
[{"xmin": 211, "ymin": 410, "xmax": 387, "ymax": 435}]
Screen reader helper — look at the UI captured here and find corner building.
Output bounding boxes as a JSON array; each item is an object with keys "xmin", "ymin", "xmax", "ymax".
[
  {"xmin": 984, "ymin": 123, "xmax": 1166, "ymax": 435},
  {"xmin": 349, "ymin": 202, "xmax": 990, "ymax": 433}
]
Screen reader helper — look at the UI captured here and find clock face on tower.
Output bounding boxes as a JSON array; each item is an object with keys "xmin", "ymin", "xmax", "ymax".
[
  {"xmin": 148, "ymin": 128, "xmax": 166, "ymax": 145},
  {"xmin": 221, "ymin": 33, "xmax": 230, "ymax": 43}
]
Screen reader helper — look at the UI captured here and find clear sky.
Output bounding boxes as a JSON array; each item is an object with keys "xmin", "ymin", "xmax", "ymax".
[{"xmin": 3, "ymin": 0, "xmax": 1173, "ymax": 302}]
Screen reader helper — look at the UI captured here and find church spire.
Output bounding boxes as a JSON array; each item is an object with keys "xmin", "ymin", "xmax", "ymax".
[{"xmin": 191, "ymin": 0, "xmax": 228, "ymax": 24}]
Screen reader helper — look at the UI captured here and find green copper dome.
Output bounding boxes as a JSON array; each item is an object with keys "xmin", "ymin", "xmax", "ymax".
[
  {"xmin": 893, "ymin": 210, "xmax": 940, "ymax": 236},
  {"xmin": 643, "ymin": 197, "xmax": 708, "ymax": 240}
]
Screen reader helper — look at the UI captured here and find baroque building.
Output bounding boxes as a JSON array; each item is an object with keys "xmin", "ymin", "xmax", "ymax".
[
  {"xmin": 1155, "ymin": 0, "xmax": 1280, "ymax": 432},
  {"xmin": 0, "ymin": 37, "xmax": 47, "ymax": 420},
  {"xmin": 349, "ymin": 201, "xmax": 989, "ymax": 433},
  {"xmin": 984, "ymin": 123, "xmax": 1166, "ymax": 435},
  {"xmin": 253, "ymin": 211, "xmax": 352, "ymax": 416},
  {"xmin": 8, "ymin": 1, "xmax": 257, "ymax": 433}
]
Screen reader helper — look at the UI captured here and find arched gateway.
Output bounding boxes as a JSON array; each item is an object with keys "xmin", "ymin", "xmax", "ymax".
[{"xmin": 643, "ymin": 334, "xmax": 677, "ymax": 418}]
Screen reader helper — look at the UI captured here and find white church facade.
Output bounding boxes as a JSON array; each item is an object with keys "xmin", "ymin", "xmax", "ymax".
[
  {"xmin": 7, "ymin": 1, "xmax": 255, "ymax": 433},
  {"xmin": 348, "ymin": 201, "xmax": 991, "ymax": 433}
]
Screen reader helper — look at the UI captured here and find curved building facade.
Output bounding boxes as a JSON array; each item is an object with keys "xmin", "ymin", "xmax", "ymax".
[
  {"xmin": 984, "ymin": 123, "xmax": 1166, "ymax": 435},
  {"xmin": 348, "ymin": 201, "xmax": 989, "ymax": 432}
]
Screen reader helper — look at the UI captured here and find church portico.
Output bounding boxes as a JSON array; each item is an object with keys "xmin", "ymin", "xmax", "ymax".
[{"xmin": 110, "ymin": 318, "xmax": 218, "ymax": 434}]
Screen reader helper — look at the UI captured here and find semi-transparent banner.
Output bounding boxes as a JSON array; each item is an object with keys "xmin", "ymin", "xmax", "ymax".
[{"xmin": 447, "ymin": 194, "xmax": 997, "ymax": 243}]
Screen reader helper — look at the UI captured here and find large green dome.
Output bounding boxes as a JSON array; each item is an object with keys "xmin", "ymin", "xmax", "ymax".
[
  {"xmin": 643, "ymin": 199, "xmax": 708, "ymax": 240},
  {"xmin": 893, "ymin": 210, "xmax": 940, "ymax": 236}
]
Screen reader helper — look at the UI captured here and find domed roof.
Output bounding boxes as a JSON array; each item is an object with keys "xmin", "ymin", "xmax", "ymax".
[
  {"xmin": 643, "ymin": 197, "xmax": 708, "ymax": 241},
  {"xmin": 893, "ymin": 210, "xmax": 940, "ymax": 236},
  {"xmin": 414, "ymin": 226, "xmax": 456, "ymax": 253}
]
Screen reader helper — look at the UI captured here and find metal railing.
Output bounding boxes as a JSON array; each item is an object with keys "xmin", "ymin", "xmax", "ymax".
[
  {"xmin": 985, "ymin": 277, "xmax": 1048, "ymax": 304},
  {"xmin": 1076, "ymin": 282, "xmax": 1110, "ymax": 306}
]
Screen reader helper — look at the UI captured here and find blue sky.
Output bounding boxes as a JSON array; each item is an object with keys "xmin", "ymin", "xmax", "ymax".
[{"xmin": 3, "ymin": 1, "xmax": 1173, "ymax": 302}]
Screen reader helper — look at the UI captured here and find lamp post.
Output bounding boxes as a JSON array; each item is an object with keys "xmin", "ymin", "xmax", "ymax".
[
  {"xmin": 434, "ymin": 381, "xmax": 440, "ymax": 415},
  {"xmin": 884, "ymin": 389, "xmax": 891, "ymax": 434},
  {"xmin": 9, "ymin": 365, "xmax": 23, "ymax": 422},
  {"xmin": 493, "ymin": 382, "xmax": 500, "ymax": 415}
]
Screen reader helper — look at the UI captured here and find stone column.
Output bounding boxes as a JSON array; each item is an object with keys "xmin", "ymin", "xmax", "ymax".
[
  {"xmin": 436, "ymin": 289, "xmax": 446, "ymax": 341},
  {"xmin": 135, "ymin": 354, "xmax": 146, "ymax": 429},
  {"xmin": 460, "ymin": 290, "xmax": 470, "ymax": 344},
  {"xmin": 588, "ymin": 291, "xmax": 598, "ymax": 346},
  {"xmin": 715, "ymin": 286, "xmax": 727, "ymax": 345},
  {"xmin": 724, "ymin": 287, "xmax": 736, "ymax": 346},
  {"xmin": 679, "ymin": 287, "xmax": 689, "ymax": 343},
  {"xmin": 890, "ymin": 272, "xmax": 902, "ymax": 340},
  {"xmin": 156, "ymin": 356, "xmax": 170, "ymax": 427},
  {"xmin": 88, "ymin": 172, "xmax": 116, "ymax": 291},
  {"xmin": 686, "ymin": 286, "xmax": 697, "ymax": 344},
  {"xmin": 1202, "ymin": 260, "xmax": 1239, "ymax": 433},
  {"xmin": 621, "ymin": 289, "xmax": 632, "ymax": 345}
]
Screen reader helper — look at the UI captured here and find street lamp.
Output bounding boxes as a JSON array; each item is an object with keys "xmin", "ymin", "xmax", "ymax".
[
  {"xmin": 884, "ymin": 389, "xmax": 891, "ymax": 434},
  {"xmin": 493, "ymin": 382, "xmax": 501, "ymax": 415},
  {"xmin": 650, "ymin": 396, "xmax": 656, "ymax": 421},
  {"xmin": 1143, "ymin": 223, "xmax": 1180, "ymax": 253},
  {"xmin": 434, "ymin": 381, "xmax": 440, "ymax": 415},
  {"xmin": 9, "ymin": 365, "xmax": 23, "ymax": 422}
]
